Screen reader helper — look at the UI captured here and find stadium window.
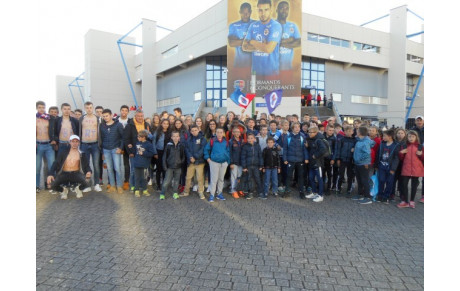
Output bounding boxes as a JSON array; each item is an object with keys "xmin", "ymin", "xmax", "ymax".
[
  {"xmin": 307, "ymin": 33, "xmax": 318, "ymax": 42},
  {"xmin": 319, "ymin": 35, "xmax": 330, "ymax": 44},
  {"xmin": 331, "ymin": 37, "xmax": 341, "ymax": 46}
]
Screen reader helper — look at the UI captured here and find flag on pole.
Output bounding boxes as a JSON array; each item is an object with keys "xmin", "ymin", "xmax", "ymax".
[
  {"xmin": 264, "ymin": 89, "xmax": 283, "ymax": 114},
  {"xmin": 230, "ymin": 88, "xmax": 256, "ymax": 109}
]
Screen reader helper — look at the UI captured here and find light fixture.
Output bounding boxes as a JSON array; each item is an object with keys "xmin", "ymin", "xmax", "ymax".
[
  {"xmin": 329, "ymin": 55, "xmax": 334, "ymax": 59},
  {"xmin": 189, "ymin": 54, "xmax": 194, "ymax": 59}
]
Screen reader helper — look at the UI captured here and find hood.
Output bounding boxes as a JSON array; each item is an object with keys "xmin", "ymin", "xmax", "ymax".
[{"xmin": 230, "ymin": 122, "xmax": 247, "ymax": 134}]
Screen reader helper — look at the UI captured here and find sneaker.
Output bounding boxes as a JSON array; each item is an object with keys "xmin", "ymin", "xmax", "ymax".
[
  {"xmin": 82, "ymin": 187, "xmax": 92, "ymax": 193},
  {"xmin": 259, "ymin": 193, "xmax": 267, "ymax": 200},
  {"xmin": 232, "ymin": 192, "xmax": 239, "ymax": 199},
  {"xmin": 143, "ymin": 190, "xmax": 151, "ymax": 197},
  {"xmin": 160, "ymin": 194, "xmax": 165, "ymax": 200},
  {"xmin": 351, "ymin": 195, "xmax": 363, "ymax": 201},
  {"xmin": 130, "ymin": 186, "xmax": 135, "ymax": 193},
  {"xmin": 123, "ymin": 181, "xmax": 130, "ymax": 190},
  {"xmin": 409, "ymin": 201, "xmax": 415, "ymax": 209},
  {"xmin": 94, "ymin": 184, "xmax": 102, "ymax": 192},
  {"xmin": 36, "ymin": 187, "xmax": 41, "ymax": 193},
  {"xmin": 192, "ymin": 185, "xmax": 198, "ymax": 192},
  {"xmin": 382, "ymin": 198, "xmax": 389, "ymax": 205},
  {"xmin": 75, "ymin": 186, "xmax": 83, "ymax": 199},
  {"xmin": 245, "ymin": 193, "xmax": 253, "ymax": 200},
  {"xmin": 278, "ymin": 186, "xmax": 284, "ymax": 193},
  {"xmin": 135, "ymin": 190, "xmax": 141, "ymax": 197},
  {"xmin": 148, "ymin": 179, "xmax": 153, "ymax": 186},
  {"xmin": 397, "ymin": 201, "xmax": 409, "ymax": 208},
  {"xmin": 238, "ymin": 191, "xmax": 245, "ymax": 197},
  {"xmin": 178, "ymin": 185, "xmax": 185, "ymax": 193},
  {"xmin": 305, "ymin": 193, "xmax": 316, "ymax": 199},
  {"xmin": 60, "ymin": 187, "xmax": 68, "ymax": 200},
  {"xmin": 49, "ymin": 190, "xmax": 58, "ymax": 195},
  {"xmin": 208, "ymin": 195, "xmax": 215, "ymax": 202},
  {"xmin": 179, "ymin": 192, "xmax": 189, "ymax": 197},
  {"xmin": 216, "ymin": 193, "xmax": 226, "ymax": 201},
  {"xmin": 198, "ymin": 192, "xmax": 205, "ymax": 199},
  {"xmin": 173, "ymin": 193, "xmax": 179, "ymax": 200},
  {"xmin": 359, "ymin": 198, "xmax": 372, "ymax": 205},
  {"xmin": 419, "ymin": 197, "xmax": 424, "ymax": 203},
  {"xmin": 273, "ymin": 192, "xmax": 278, "ymax": 197},
  {"xmin": 117, "ymin": 187, "xmax": 124, "ymax": 194},
  {"xmin": 313, "ymin": 195, "xmax": 324, "ymax": 203},
  {"xmin": 107, "ymin": 187, "xmax": 116, "ymax": 193},
  {"xmin": 107, "ymin": 184, "xmax": 111, "ymax": 190},
  {"xmin": 306, "ymin": 187, "xmax": 313, "ymax": 194}
]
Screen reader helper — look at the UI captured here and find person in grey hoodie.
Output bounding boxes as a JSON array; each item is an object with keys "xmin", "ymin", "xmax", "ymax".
[{"xmin": 352, "ymin": 126, "xmax": 375, "ymax": 204}]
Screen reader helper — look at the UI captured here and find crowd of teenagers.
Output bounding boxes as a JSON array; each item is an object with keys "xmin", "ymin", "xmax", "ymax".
[{"xmin": 36, "ymin": 100, "xmax": 424, "ymax": 207}]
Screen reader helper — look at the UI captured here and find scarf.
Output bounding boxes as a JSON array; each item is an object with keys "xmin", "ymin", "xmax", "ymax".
[
  {"xmin": 36, "ymin": 112, "xmax": 50, "ymax": 120},
  {"xmin": 133, "ymin": 118, "xmax": 145, "ymax": 134}
]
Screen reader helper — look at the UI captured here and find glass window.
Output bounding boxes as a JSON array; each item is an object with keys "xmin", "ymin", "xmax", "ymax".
[
  {"xmin": 213, "ymin": 71, "xmax": 220, "ymax": 79},
  {"xmin": 222, "ymin": 100, "xmax": 227, "ymax": 107},
  {"xmin": 206, "ymin": 71, "xmax": 213, "ymax": 80},
  {"xmin": 311, "ymin": 63, "xmax": 318, "ymax": 70},
  {"xmin": 311, "ymin": 71, "xmax": 318, "ymax": 80},
  {"xmin": 213, "ymin": 80, "xmax": 220, "ymax": 88},
  {"xmin": 310, "ymin": 81, "xmax": 318, "ymax": 89},
  {"xmin": 318, "ymin": 72, "xmax": 325, "ymax": 81},
  {"xmin": 222, "ymin": 79, "xmax": 227, "ymax": 88},
  {"xmin": 353, "ymin": 42, "xmax": 363, "ymax": 50},
  {"xmin": 317, "ymin": 81, "xmax": 325, "ymax": 90},
  {"xmin": 331, "ymin": 38, "xmax": 341, "ymax": 46},
  {"xmin": 341, "ymin": 39, "xmax": 350, "ymax": 48},
  {"xmin": 222, "ymin": 89, "xmax": 227, "ymax": 99},
  {"xmin": 207, "ymin": 90, "xmax": 213, "ymax": 100},
  {"xmin": 307, "ymin": 33, "xmax": 318, "ymax": 42},
  {"xmin": 213, "ymin": 89, "xmax": 220, "ymax": 99},
  {"xmin": 319, "ymin": 35, "xmax": 330, "ymax": 44},
  {"xmin": 194, "ymin": 92, "xmax": 201, "ymax": 101},
  {"xmin": 331, "ymin": 93, "xmax": 342, "ymax": 102},
  {"xmin": 222, "ymin": 70, "xmax": 228, "ymax": 80},
  {"xmin": 318, "ymin": 64, "xmax": 325, "ymax": 71},
  {"xmin": 206, "ymin": 80, "xmax": 213, "ymax": 88},
  {"xmin": 302, "ymin": 80, "xmax": 309, "ymax": 88}
]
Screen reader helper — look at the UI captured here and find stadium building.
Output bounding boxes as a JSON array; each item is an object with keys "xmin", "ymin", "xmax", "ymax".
[{"xmin": 57, "ymin": 0, "xmax": 424, "ymax": 127}]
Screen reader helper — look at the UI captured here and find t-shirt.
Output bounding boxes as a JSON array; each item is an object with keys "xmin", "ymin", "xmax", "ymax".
[
  {"xmin": 118, "ymin": 117, "xmax": 129, "ymax": 128},
  {"xmin": 228, "ymin": 19, "xmax": 254, "ymax": 67},
  {"xmin": 280, "ymin": 21, "xmax": 300, "ymax": 71},
  {"xmin": 379, "ymin": 143, "xmax": 393, "ymax": 170},
  {"xmin": 245, "ymin": 19, "xmax": 282, "ymax": 76}
]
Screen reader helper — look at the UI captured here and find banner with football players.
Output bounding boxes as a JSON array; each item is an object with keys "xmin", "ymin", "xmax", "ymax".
[{"xmin": 227, "ymin": 0, "xmax": 302, "ymax": 115}]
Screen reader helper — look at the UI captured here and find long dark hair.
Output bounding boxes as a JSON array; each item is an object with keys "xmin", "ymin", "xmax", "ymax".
[
  {"xmin": 155, "ymin": 118, "xmax": 170, "ymax": 142},
  {"xmin": 204, "ymin": 119, "xmax": 218, "ymax": 140}
]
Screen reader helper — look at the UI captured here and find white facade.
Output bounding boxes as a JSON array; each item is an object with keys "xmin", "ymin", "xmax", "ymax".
[{"xmin": 56, "ymin": 75, "xmax": 82, "ymax": 110}]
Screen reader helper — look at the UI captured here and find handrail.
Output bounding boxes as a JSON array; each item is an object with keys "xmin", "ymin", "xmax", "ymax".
[
  {"xmin": 332, "ymin": 102, "xmax": 342, "ymax": 124},
  {"xmin": 192, "ymin": 100, "xmax": 205, "ymax": 119}
]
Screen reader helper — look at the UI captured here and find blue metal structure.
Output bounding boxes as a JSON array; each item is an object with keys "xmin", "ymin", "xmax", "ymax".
[
  {"xmin": 407, "ymin": 8, "xmax": 424, "ymax": 21},
  {"xmin": 360, "ymin": 14, "xmax": 389, "ymax": 27},
  {"xmin": 407, "ymin": 31, "xmax": 424, "ymax": 38},
  {"xmin": 68, "ymin": 72, "xmax": 85, "ymax": 109},
  {"xmin": 405, "ymin": 66, "xmax": 424, "ymax": 125}
]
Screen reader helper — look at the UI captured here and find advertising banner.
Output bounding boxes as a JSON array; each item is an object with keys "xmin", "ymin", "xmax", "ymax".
[{"xmin": 227, "ymin": 0, "xmax": 302, "ymax": 115}]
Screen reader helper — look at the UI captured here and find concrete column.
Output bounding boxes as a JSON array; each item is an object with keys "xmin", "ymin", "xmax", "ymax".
[
  {"xmin": 141, "ymin": 19, "xmax": 157, "ymax": 115},
  {"xmin": 381, "ymin": 5, "xmax": 407, "ymax": 127}
]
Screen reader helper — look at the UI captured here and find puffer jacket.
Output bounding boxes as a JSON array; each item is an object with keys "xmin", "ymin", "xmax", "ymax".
[
  {"xmin": 399, "ymin": 142, "xmax": 424, "ymax": 177},
  {"xmin": 353, "ymin": 136, "xmax": 375, "ymax": 166},
  {"xmin": 241, "ymin": 142, "xmax": 263, "ymax": 168},
  {"xmin": 185, "ymin": 134, "xmax": 206, "ymax": 165},
  {"xmin": 282, "ymin": 132, "xmax": 309, "ymax": 163},
  {"xmin": 336, "ymin": 136, "xmax": 356, "ymax": 163},
  {"xmin": 306, "ymin": 132, "xmax": 328, "ymax": 168},
  {"xmin": 229, "ymin": 136, "xmax": 244, "ymax": 166},
  {"xmin": 163, "ymin": 141, "xmax": 186, "ymax": 169}
]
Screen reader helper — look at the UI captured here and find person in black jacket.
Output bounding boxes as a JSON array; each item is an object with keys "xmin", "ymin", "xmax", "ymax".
[
  {"xmin": 336, "ymin": 126, "xmax": 356, "ymax": 196},
  {"xmin": 305, "ymin": 126, "xmax": 328, "ymax": 202},
  {"xmin": 36, "ymin": 101, "xmax": 57, "ymax": 193},
  {"xmin": 54, "ymin": 103, "xmax": 80, "ymax": 155},
  {"xmin": 133, "ymin": 130, "xmax": 156, "ymax": 198},
  {"xmin": 241, "ymin": 133, "xmax": 263, "ymax": 199},
  {"xmin": 160, "ymin": 131, "xmax": 186, "ymax": 200},
  {"xmin": 262, "ymin": 137, "xmax": 280, "ymax": 198},
  {"xmin": 323, "ymin": 125, "xmax": 337, "ymax": 194},
  {"xmin": 183, "ymin": 125, "xmax": 206, "ymax": 199},
  {"xmin": 376, "ymin": 129, "xmax": 400, "ymax": 204},
  {"xmin": 47, "ymin": 135, "xmax": 92, "ymax": 200}
]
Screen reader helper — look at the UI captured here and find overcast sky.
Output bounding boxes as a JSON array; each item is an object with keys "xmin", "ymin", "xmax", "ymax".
[{"xmin": 37, "ymin": 0, "xmax": 424, "ymax": 107}]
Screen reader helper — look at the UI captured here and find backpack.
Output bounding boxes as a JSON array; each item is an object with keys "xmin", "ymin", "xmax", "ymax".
[
  {"xmin": 287, "ymin": 135, "xmax": 304, "ymax": 148},
  {"xmin": 209, "ymin": 137, "xmax": 229, "ymax": 152},
  {"xmin": 318, "ymin": 138, "xmax": 331, "ymax": 158}
]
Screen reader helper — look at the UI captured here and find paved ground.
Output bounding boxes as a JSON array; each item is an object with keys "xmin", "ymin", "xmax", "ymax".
[{"xmin": 37, "ymin": 186, "xmax": 424, "ymax": 290}]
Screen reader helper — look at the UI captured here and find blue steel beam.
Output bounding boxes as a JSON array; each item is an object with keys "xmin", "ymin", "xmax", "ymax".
[
  {"xmin": 360, "ymin": 14, "xmax": 389, "ymax": 27},
  {"xmin": 407, "ymin": 31, "xmax": 424, "ymax": 38},
  {"xmin": 119, "ymin": 21, "xmax": 143, "ymax": 42},
  {"xmin": 67, "ymin": 84, "xmax": 78, "ymax": 109},
  {"xmin": 407, "ymin": 9, "xmax": 424, "ymax": 21},
  {"xmin": 405, "ymin": 66, "xmax": 424, "ymax": 124},
  {"xmin": 117, "ymin": 41, "xmax": 138, "ymax": 108},
  {"xmin": 158, "ymin": 25, "xmax": 173, "ymax": 32},
  {"xmin": 118, "ymin": 41, "xmax": 143, "ymax": 48}
]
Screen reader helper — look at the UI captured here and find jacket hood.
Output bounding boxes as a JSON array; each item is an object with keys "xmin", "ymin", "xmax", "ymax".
[{"xmin": 230, "ymin": 122, "xmax": 247, "ymax": 134}]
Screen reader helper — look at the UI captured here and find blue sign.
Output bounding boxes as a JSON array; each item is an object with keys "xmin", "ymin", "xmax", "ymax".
[{"xmin": 256, "ymin": 103, "xmax": 267, "ymax": 107}]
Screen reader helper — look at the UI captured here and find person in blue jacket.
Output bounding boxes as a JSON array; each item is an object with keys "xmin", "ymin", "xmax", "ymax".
[
  {"xmin": 375, "ymin": 129, "xmax": 400, "ymax": 204},
  {"xmin": 241, "ymin": 133, "xmax": 264, "ymax": 199},
  {"xmin": 282, "ymin": 122, "xmax": 309, "ymax": 199},
  {"xmin": 183, "ymin": 125, "xmax": 206, "ymax": 199},
  {"xmin": 352, "ymin": 126, "xmax": 376, "ymax": 204},
  {"xmin": 305, "ymin": 126, "xmax": 328, "ymax": 203},
  {"xmin": 133, "ymin": 130, "xmax": 156, "ymax": 197},
  {"xmin": 336, "ymin": 126, "xmax": 357, "ymax": 197},
  {"xmin": 204, "ymin": 127, "xmax": 230, "ymax": 202}
]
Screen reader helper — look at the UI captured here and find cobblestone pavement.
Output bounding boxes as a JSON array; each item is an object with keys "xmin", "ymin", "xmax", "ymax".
[{"xmin": 37, "ymin": 187, "xmax": 424, "ymax": 290}]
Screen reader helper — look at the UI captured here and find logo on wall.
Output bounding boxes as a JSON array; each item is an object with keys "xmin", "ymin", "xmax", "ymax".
[{"xmin": 233, "ymin": 80, "xmax": 245, "ymax": 90}]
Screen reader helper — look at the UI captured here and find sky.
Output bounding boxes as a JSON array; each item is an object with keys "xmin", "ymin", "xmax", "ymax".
[{"xmin": 37, "ymin": 0, "xmax": 424, "ymax": 107}]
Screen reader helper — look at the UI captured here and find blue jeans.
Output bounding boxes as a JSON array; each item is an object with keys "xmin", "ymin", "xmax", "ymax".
[
  {"xmin": 161, "ymin": 168, "xmax": 182, "ymax": 195},
  {"xmin": 36, "ymin": 143, "xmax": 55, "ymax": 188},
  {"xmin": 378, "ymin": 168, "xmax": 395, "ymax": 199},
  {"xmin": 80, "ymin": 142, "xmax": 101, "ymax": 186},
  {"xmin": 57, "ymin": 142, "xmax": 70, "ymax": 155},
  {"xmin": 103, "ymin": 149, "xmax": 122, "ymax": 187},
  {"xmin": 264, "ymin": 168, "xmax": 278, "ymax": 195},
  {"xmin": 309, "ymin": 167, "xmax": 324, "ymax": 196}
]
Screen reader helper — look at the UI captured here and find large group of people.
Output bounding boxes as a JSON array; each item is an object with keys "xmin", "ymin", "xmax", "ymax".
[{"xmin": 36, "ymin": 100, "xmax": 424, "ymax": 207}]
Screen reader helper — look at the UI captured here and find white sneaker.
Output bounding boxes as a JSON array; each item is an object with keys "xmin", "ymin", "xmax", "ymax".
[
  {"xmin": 313, "ymin": 195, "xmax": 324, "ymax": 203},
  {"xmin": 75, "ymin": 186, "xmax": 83, "ymax": 199},
  {"xmin": 148, "ymin": 179, "xmax": 153, "ymax": 186},
  {"xmin": 49, "ymin": 190, "xmax": 58, "ymax": 195},
  {"xmin": 94, "ymin": 184, "xmax": 102, "ymax": 192},
  {"xmin": 60, "ymin": 187, "xmax": 68, "ymax": 200},
  {"xmin": 82, "ymin": 187, "xmax": 92, "ymax": 193},
  {"xmin": 192, "ymin": 185, "xmax": 198, "ymax": 192},
  {"xmin": 305, "ymin": 193, "xmax": 316, "ymax": 199}
]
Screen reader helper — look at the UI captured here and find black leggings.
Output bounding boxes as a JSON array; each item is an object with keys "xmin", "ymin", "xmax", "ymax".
[
  {"xmin": 401, "ymin": 176, "xmax": 420, "ymax": 202},
  {"xmin": 155, "ymin": 150, "xmax": 165, "ymax": 187}
]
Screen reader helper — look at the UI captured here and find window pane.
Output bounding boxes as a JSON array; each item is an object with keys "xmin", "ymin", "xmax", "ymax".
[
  {"xmin": 332, "ymin": 93, "xmax": 342, "ymax": 102},
  {"xmin": 206, "ymin": 71, "xmax": 213, "ymax": 80},
  {"xmin": 222, "ymin": 90, "xmax": 227, "ymax": 99},
  {"xmin": 307, "ymin": 33, "xmax": 318, "ymax": 42},
  {"xmin": 331, "ymin": 38, "xmax": 340, "ymax": 46},
  {"xmin": 214, "ymin": 71, "xmax": 220, "ymax": 79},
  {"xmin": 302, "ymin": 80, "xmax": 310, "ymax": 88},
  {"xmin": 318, "ymin": 35, "xmax": 330, "ymax": 44},
  {"xmin": 213, "ymin": 80, "xmax": 220, "ymax": 88},
  {"xmin": 222, "ymin": 99, "xmax": 227, "ymax": 107},
  {"xmin": 318, "ymin": 64, "xmax": 325, "ymax": 71},
  {"xmin": 341, "ymin": 40, "xmax": 350, "ymax": 48},
  {"xmin": 206, "ymin": 80, "xmax": 213, "ymax": 88},
  {"xmin": 311, "ymin": 63, "xmax": 318, "ymax": 70},
  {"xmin": 302, "ymin": 70, "xmax": 309, "ymax": 80},
  {"xmin": 318, "ymin": 72, "xmax": 324, "ymax": 81},
  {"xmin": 311, "ymin": 71, "xmax": 318, "ymax": 80},
  {"xmin": 207, "ymin": 90, "xmax": 213, "ymax": 100},
  {"xmin": 222, "ymin": 79, "xmax": 227, "ymax": 88},
  {"xmin": 213, "ymin": 89, "xmax": 220, "ymax": 99},
  {"xmin": 318, "ymin": 81, "xmax": 325, "ymax": 89},
  {"xmin": 310, "ymin": 81, "xmax": 318, "ymax": 89},
  {"xmin": 353, "ymin": 42, "xmax": 363, "ymax": 50},
  {"xmin": 222, "ymin": 69, "xmax": 228, "ymax": 80},
  {"xmin": 304, "ymin": 62, "xmax": 310, "ymax": 70}
]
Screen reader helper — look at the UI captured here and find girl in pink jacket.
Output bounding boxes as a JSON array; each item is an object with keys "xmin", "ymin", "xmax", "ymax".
[{"xmin": 397, "ymin": 130, "xmax": 424, "ymax": 208}]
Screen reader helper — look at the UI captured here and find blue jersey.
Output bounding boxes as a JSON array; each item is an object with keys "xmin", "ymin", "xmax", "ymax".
[
  {"xmin": 280, "ymin": 22, "xmax": 301, "ymax": 71},
  {"xmin": 245, "ymin": 19, "xmax": 282, "ymax": 76},
  {"xmin": 228, "ymin": 19, "xmax": 254, "ymax": 67}
]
